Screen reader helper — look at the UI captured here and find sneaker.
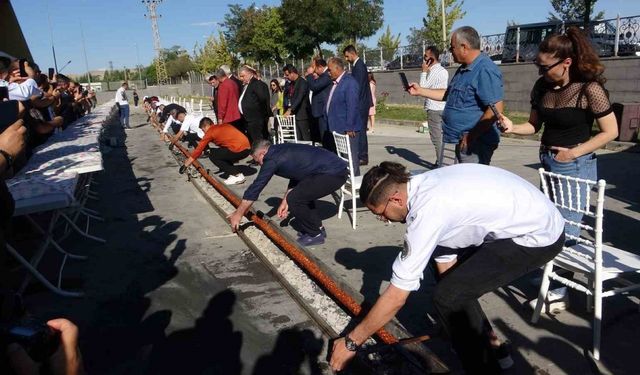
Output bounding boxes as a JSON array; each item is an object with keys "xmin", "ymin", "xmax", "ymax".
[
  {"xmin": 493, "ymin": 342, "xmax": 514, "ymax": 371},
  {"xmin": 224, "ymin": 173, "xmax": 245, "ymax": 185},
  {"xmin": 297, "ymin": 227, "xmax": 327, "ymax": 238},
  {"xmin": 298, "ymin": 232, "xmax": 326, "ymax": 246}
]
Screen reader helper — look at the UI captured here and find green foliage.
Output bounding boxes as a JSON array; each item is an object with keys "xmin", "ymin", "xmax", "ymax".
[
  {"xmin": 166, "ymin": 54, "xmax": 195, "ymax": 79},
  {"xmin": 103, "ymin": 69, "xmax": 125, "ymax": 82},
  {"xmin": 334, "ymin": 0, "xmax": 384, "ymax": 43},
  {"xmin": 280, "ymin": 0, "xmax": 341, "ymax": 58},
  {"xmin": 407, "ymin": 0, "xmax": 466, "ymax": 50},
  {"xmin": 193, "ymin": 32, "xmax": 235, "ymax": 74},
  {"xmin": 223, "ymin": 4, "xmax": 288, "ymax": 63},
  {"xmin": 377, "ymin": 25, "xmax": 401, "ymax": 61},
  {"xmin": 547, "ymin": 0, "xmax": 604, "ymax": 22}
]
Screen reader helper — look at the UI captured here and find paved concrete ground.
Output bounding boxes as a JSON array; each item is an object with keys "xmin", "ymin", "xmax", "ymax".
[
  {"xmin": 12, "ymin": 112, "xmax": 332, "ymax": 374},
  {"xmin": 198, "ymin": 121, "xmax": 640, "ymax": 374}
]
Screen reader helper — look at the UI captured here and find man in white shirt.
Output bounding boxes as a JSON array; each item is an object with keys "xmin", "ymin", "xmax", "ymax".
[
  {"xmin": 329, "ymin": 162, "xmax": 565, "ymax": 374},
  {"xmin": 169, "ymin": 108, "xmax": 204, "ymax": 148},
  {"xmin": 420, "ymin": 46, "xmax": 448, "ymax": 165},
  {"xmin": 115, "ymin": 82, "xmax": 130, "ymax": 129}
]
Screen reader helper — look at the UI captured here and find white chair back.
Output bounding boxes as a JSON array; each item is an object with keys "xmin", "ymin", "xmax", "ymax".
[
  {"xmin": 332, "ymin": 131, "xmax": 362, "ymax": 229},
  {"xmin": 276, "ymin": 115, "xmax": 297, "ymax": 143},
  {"xmin": 532, "ymin": 168, "xmax": 640, "ymax": 361}
]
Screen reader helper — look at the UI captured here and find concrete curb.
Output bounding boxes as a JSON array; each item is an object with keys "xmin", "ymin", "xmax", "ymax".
[{"xmin": 377, "ymin": 119, "xmax": 640, "ymax": 152}]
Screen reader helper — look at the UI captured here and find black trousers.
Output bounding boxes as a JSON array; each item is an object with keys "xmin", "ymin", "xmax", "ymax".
[
  {"xmin": 246, "ymin": 117, "xmax": 268, "ymax": 144},
  {"xmin": 357, "ymin": 113, "xmax": 369, "ymax": 163},
  {"xmin": 184, "ymin": 132, "xmax": 201, "ymax": 148},
  {"xmin": 209, "ymin": 148, "xmax": 250, "ymax": 176},
  {"xmin": 431, "ymin": 234, "xmax": 564, "ymax": 374},
  {"xmin": 286, "ymin": 173, "xmax": 347, "ymax": 236},
  {"xmin": 231, "ymin": 118, "xmax": 247, "ymax": 135},
  {"xmin": 295, "ymin": 118, "xmax": 312, "ymax": 141}
]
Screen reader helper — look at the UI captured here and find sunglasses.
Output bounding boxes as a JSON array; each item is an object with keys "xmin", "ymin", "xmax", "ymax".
[{"xmin": 534, "ymin": 59, "xmax": 564, "ymax": 73}]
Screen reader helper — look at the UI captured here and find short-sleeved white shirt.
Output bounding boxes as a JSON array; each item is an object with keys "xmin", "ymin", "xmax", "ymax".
[
  {"xmin": 391, "ymin": 164, "xmax": 564, "ymax": 291},
  {"xmin": 115, "ymin": 87, "xmax": 128, "ymax": 106},
  {"xmin": 179, "ymin": 114, "xmax": 205, "ymax": 138},
  {"xmin": 7, "ymin": 79, "xmax": 42, "ymax": 101}
]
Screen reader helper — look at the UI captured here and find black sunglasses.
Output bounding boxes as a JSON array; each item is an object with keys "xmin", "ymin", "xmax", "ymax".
[{"xmin": 534, "ymin": 59, "xmax": 564, "ymax": 73}]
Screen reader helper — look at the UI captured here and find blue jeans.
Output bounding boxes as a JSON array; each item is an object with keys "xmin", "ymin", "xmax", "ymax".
[
  {"xmin": 540, "ymin": 151, "xmax": 597, "ymax": 239},
  {"xmin": 455, "ymin": 138, "xmax": 498, "ymax": 165},
  {"xmin": 119, "ymin": 104, "xmax": 130, "ymax": 128}
]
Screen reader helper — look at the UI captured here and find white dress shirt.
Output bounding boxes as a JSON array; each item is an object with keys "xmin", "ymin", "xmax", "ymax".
[
  {"xmin": 179, "ymin": 114, "xmax": 205, "ymax": 138},
  {"xmin": 419, "ymin": 63, "xmax": 448, "ymax": 111},
  {"xmin": 115, "ymin": 87, "xmax": 129, "ymax": 106},
  {"xmin": 391, "ymin": 164, "xmax": 565, "ymax": 291},
  {"xmin": 6, "ymin": 79, "xmax": 42, "ymax": 101}
]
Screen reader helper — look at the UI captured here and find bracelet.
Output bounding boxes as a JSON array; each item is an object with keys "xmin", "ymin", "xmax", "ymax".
[{"xmin": 0, "ymin": 149, "xmax": 14, "ymax": 170}]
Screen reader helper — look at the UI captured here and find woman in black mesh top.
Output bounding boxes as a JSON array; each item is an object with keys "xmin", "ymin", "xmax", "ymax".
[{"xmin": 501, "ymin": 26, "xmax": 618, "ymax": 239}]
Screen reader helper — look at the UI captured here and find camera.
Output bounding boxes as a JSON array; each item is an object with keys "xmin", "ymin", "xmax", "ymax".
[{"xmin": 0, "ymin": 318, "xmax": 60, "ymax": 362}]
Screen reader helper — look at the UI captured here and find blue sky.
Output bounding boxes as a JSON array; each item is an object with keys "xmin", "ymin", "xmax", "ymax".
[{"xmin": 12, "ymin": 0, "xmax": 639, "ymax": 75}]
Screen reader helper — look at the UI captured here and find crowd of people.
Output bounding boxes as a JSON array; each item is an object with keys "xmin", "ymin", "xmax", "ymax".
[
  {"xmin": 0, "ymin": 19, "xmax": 623, "ymax": 375},
  {"xmin": 144, "ymin": 23, "xmax": 622, "ymax": 374}
]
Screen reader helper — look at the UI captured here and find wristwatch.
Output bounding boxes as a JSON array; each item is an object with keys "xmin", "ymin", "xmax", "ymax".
[
  {"xmin": 344, "ymin": 334, "xmax": 359, "ymax": 352},
  {"xmin": 0, "ymin": 149, "xmax": 14, "ymax": 170}
]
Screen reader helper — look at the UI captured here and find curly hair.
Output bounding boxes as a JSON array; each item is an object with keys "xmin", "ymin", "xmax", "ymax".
[
  {"xmin": 538, "ymin": 26, "xmax": 606, "ymax": 84},
  {"xmin": 359, "ymin": 161, "xmax": 411, "ymax": 206}
]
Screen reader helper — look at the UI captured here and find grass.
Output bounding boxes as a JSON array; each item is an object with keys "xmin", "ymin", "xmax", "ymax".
[{"xmin": 377, "ymin": 104, "xmax": 530, "ymax": 124}]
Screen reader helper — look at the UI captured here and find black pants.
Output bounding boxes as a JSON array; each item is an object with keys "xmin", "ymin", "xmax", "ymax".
[
  {"xmin": 231, "ymin": 118, "xmax": 247, "ymax": 135},
  {"xmin": 357, "ymin": 112, "xmax": 369, "ymax": 162},
  {"xmin": 246, "ymin": 118, "xmax": 268, "ymax": 144},
  {"xmin": 184, "ymin": 132, "xmax": 201, "ymax": 149},
  {"xmin": 210, "ymin": 148, "xmax": 250, "ymax": 176},
  {"xmin": 431, "ymin": 234, "xmax": 564, "ymax": 374},
  {"xmin": 286, "ymin": 173, "xmax": 347, "ymax": 236},
  {"xmin": 295, "ymin": 118, "xmax": 312, "ymax": 141}
]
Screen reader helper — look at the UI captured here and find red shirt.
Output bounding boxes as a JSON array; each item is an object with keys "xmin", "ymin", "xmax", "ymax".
[
  {"xmin": 216, "ymin": 78, "xmax": 241, "ymax": 123},
  {"xmin": 191, "ymin": 124, "xmax": 250, "ymax": 159}
]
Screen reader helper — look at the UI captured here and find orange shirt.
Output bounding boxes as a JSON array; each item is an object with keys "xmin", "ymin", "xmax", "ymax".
[{"xmin": 191, "ymin": 123, "xmax": 250, "ymax": 159}]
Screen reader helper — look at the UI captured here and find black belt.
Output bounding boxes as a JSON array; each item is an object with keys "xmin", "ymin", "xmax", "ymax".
[{"xmin": 539, "ymin": 144, "xmax": 580, "ymax": 154}]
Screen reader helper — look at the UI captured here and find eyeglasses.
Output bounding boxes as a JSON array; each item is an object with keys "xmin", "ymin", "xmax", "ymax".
[
  {"xmin": 534, "ymin": 59, "xmax": 564, "ymax": 73},
  {"xmin": 371, "ymin": 190, "xmax": 397, "ymax": 223}
]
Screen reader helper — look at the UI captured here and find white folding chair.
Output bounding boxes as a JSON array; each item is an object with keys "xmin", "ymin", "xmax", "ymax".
[
  {"xmin": 332, "ymin": 131, "xmax": 362, "ymax": 229},
  {"xmin": 532, "ymin": 168, "xmax": 640, "ymax": 361},
  {"xmin": 437, "ymin": 140, "xmax": 458, "ymax": 168},
  {"xmin": 197, "ymin": 99, "xmax": 204, "ymax": 116},
  {"xmin": 276, "ymin": 115, "xmax": 297, "ymax": 143}
]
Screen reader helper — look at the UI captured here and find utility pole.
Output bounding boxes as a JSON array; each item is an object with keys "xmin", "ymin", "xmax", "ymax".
[
  {"xmin": 135, "ymin": 43, "xmax": 142, "ymax": 81},
  {"xmin": 80, "ymin": 21, "xmax": 91, "ymax": 86},
  {"xmin": 143, "ymin": 0, "xmax": 169, "ymax": 85},
  {"xmin": 46, "ymin": 1, "xmax": 58, "ymax": 72},
  {"xmin": 441, "ymin": 0, "xmax": 447, "ymax": 49}
]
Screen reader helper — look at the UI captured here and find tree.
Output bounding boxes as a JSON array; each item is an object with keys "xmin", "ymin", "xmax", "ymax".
[
  {"xmin": 547, "ymin": 0, "xmax": 604, "ymax": 26},
  {"xmin": 222, "ymin": 3, "xmax": 261, "ymax": 57},
  {"xmin": 166, "ymin": 54, "xmax": 195, "ymax": 80},
  {"xmin": 280, "ymin": 0, "xmax": 342, "ymax": 59},
  {"xmin": 407, "ymin": 0, "xmax": 466, "ymax": 50},
  {"xmin": 377, "ymin": 25, "xmax": 401, "ymax": 62},
  {"xmin": 250, "ymin": 6, "xmax": 288, "ymax": 63},
  {"xmin": 334, "ymin": 0, "xmax": 384, "ymax": 43},
  {"xmin": 194, "ymin": 32, "xmax": 235, "ymax": 74}
]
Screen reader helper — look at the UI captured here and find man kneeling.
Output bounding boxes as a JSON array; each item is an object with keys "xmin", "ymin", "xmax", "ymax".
[
  {"xmin": 329, "ymin": 162, "xmax": 565, "ymax": 374},
  {"xmin": 228, "ymin": 140, "xmax": 348, "ymax": 246},
  {"xmin": 182, "ymin": 117, "xmax": 251, "ymax": 185}
]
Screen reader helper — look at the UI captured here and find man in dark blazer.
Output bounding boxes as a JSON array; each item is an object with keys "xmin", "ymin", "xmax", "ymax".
[
  {"xmin": 283, "ymin": 64, "xmax": 312, "ymax": 141},
  {"xmin": 326, "ymin": 57, "xmax": 362, "ymax": 176},
  {"xmin": 207, "ymin": 75, "xmax": 219, "ymax": 117},
  {"xmin": 306, "ymin": 58, "xmax": 333, "ymax": 147},
  {"xmin": 238, "ymin": 66, "xmax": 271, "ymax": 143},
  {"xmin": 343, "ymin": 45, "xmax": 372, "ymax": 166}
]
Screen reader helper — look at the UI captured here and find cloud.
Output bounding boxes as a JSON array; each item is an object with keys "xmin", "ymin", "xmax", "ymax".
[{"xmin": 190, "ymin": 21, "xmax": 221, "ymax": 27}]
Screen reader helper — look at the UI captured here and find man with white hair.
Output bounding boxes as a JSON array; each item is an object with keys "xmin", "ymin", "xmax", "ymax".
[
  {"xmin": 238, "ymin": 65, "xmax": 271, "ymax": 143},
  {"xmin": 409, "ymin": 26, "xmax": 504, "ymax": 165}
]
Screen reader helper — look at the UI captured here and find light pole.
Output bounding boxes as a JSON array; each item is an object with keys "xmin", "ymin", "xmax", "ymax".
[
  {"xmin": 80, "ymin": 21, "xmax": 91, "ymax": 85},
  {"xmin": 135, "ymin": 43, "xmax": 142, "ymax": 81},
  {"xmin": 46, "ymin": 0, "xmax": 58, "ymax": 71}
]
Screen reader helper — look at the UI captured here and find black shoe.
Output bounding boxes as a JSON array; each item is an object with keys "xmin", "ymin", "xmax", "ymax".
[{"xmin": 359, "ymin": 160, "xmax": 369, "ymax": 166}]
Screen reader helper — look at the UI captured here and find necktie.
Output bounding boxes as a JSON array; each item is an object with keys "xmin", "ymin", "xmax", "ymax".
[{"xmin": 326, "ymin": 80, "xmax": 338, "ymax": 114}]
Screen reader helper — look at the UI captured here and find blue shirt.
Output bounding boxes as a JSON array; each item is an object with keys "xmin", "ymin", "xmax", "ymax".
[
  {"xmin": 442, "ymin": 53, "xmax": 504, "ymax": 144},
  {"xmin": 243, "ymin": 143, "xmax": 348, "ymax": 201}
]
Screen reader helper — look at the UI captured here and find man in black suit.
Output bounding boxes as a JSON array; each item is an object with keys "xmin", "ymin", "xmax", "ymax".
[
  {"xmin": 283, "ymin": 64, "xmax": 312, "ymax": 141},
  {"xmin": 238, "ymin": 65, "xmax": 271, "ymax": 143},
  {"xmin": 343, "ymin": 45, "xmax": 372, "ymax": 166},
  {"xmin": 306, "ymin": 58, "xmax": 333, "ymax": 147},
  {"xmin": 207, "ymin": 75, "xmax": 219, "ymax": 117}
]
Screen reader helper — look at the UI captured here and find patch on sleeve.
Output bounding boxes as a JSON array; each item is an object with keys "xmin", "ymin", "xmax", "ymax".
[{"xmin": 401, "ymin": 237, "xmax": 411, "ymax": 261}]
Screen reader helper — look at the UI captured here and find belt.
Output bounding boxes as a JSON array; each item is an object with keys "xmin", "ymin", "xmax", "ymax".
[{"xmin": 539, "ymin": 144, "xmax": 580, "ymax": 154}]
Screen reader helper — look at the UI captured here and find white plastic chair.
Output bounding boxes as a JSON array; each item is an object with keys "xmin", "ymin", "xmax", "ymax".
[
  {"xmin": 197, "ymin": 99, "xmax": 204, "ymax": 116},
  {"xmin": 532, "ymin": 168, "xmax": 640, "ymax": 361},
  {"xmin": 276, "ymin": 115, "xmax": 297, "ymax": 143},
  {"xmin": 332, "ymin": 131, "xmax": 362, "ymax": 229}
]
